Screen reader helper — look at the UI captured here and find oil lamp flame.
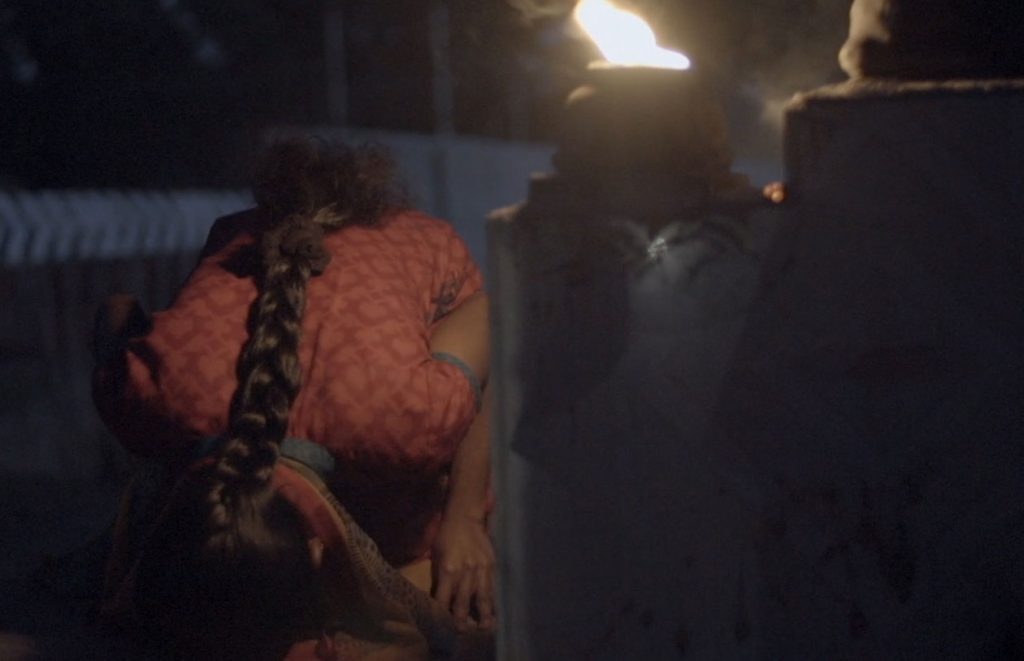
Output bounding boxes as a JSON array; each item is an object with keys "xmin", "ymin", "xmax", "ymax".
[{"xmin": 574, "ymin": 0, "xmax": 690, "ymax": 70}]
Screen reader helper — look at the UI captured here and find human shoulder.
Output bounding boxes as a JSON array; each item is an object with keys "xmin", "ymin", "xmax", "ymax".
[
  {"xmin": 379, "ymin": 209, "xmax": 459, "ymax": 237},
  {"xmin": 376, "ymin": 210, "xmax": 472, "ymax": 260}
]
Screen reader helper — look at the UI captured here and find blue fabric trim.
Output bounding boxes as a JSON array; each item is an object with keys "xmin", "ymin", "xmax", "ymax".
[
  {"xmin": 431, "ymin": 351, "xmax": 482, "ymax": 412},
  {"xmin": 193, "ymin": 436, "xmax": 335, "ymax": 478},
  {"xmin": 280, "ymin": 437, "xmax": 336, "ymax": 476}
]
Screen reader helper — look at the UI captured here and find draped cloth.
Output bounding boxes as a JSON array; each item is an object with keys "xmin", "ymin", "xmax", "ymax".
[
  {"xmin": 276, "ymin": 458, "xmax": 457, "ymax": 660},
  {"xmin": 101, "ymin": 447, "xmax": 459, "ymax": 660}
]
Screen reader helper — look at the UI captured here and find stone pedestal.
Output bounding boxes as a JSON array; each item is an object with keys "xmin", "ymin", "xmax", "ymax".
[
  {"xmin": 488, "ymin": 79, "xmax": 1024, "ymax": 659},
  {"xmin": 489, "ymin": 189, "xmax": 774, "ymax": 659},
  {"xmin": 744, "ymin": 79, "xmax": 1024, "ymax": 657}
]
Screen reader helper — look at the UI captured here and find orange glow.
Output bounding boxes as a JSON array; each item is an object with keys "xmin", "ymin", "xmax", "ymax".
[
  {"xmin": 574, "ymin": 0, "xmax": 690, "ymax": 69},
  {"xmin": 763, "ymin": 182, "xmax": 787, "ymax": 204}
]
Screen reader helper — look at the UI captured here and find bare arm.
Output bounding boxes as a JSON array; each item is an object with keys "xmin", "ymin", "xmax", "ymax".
[
  {"xmin": 429, "ymin": 292, "xmax": 490, "ymax": 517},
  {"xmin": 442, "ymin": 386, "xmax": 491, "ymax": 522},
  {"xmin": 429, "ymin": 292, "xmax": 489, "ymax": 384},
  {"xmin": 428, "ymin": 293, "xmax": 496, "ymax": 630}
]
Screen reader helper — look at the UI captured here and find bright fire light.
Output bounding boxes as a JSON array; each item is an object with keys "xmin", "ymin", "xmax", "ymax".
[{"xmin": 573, "ymin": 0, "xmax": 690, "ymax": 69}]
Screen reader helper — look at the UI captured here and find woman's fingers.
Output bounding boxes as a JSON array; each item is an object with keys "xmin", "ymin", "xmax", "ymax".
[
  {"xmin": 452, "ymin": 564, "xmax": 477, "ymax": 629},
  {"xmin": 435, "ymin": 560, "xmax": 494, "ymax": 631},
  {"xmin": 432, "ymin": 565, "xmax": 455, "ymax": 612},
  {"xmin": 430, "ymin": 522, "xmax": 497, "ymax": 630},
  {"xmin": 474, "ymin": 564, "xmax": 495, "ymax": 630}
]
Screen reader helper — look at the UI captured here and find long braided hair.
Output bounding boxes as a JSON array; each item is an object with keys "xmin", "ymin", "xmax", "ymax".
[{"xmin": 132, "ymin": 138, "xmax": 406, "ymax": 660}]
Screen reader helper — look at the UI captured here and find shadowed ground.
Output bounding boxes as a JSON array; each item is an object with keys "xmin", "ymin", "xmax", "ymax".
[{"xmin": 0, "ymin": 473, "xmax": 156, "ymax": 660}]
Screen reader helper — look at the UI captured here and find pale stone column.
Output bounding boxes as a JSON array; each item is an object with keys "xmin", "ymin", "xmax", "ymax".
[
  {"xmin": 489, "ymin": 183, "xmax": 775, "ymax": 658},
  {"xmin": 746, "ymin": 80, "xmax": 1024, "ymax": 656},
  {"xmin": 488, "ymin": 76, "xmax": 1024, "ymax": 661}
]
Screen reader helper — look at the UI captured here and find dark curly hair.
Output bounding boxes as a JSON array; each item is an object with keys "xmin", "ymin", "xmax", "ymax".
[
  {"xmin": 133, "ymin": 137, "xmax": 407, "ymax": 659},
  {"xmin": 252, "ymin": 136, "xmax": 407, "ymax": 226}
]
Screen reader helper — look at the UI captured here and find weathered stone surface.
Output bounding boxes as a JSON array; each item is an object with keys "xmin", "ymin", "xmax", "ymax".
[
  {"xmin": 490, "ymin": 81, "xmax": 1024, "ymax": 659},
  {"xmin": 490, "ymin": 195, "xmax": 775, "ymax": 658},
  {"xmin": 726, "ymin": 79, "xmax": 1024, "ymax": 658}
]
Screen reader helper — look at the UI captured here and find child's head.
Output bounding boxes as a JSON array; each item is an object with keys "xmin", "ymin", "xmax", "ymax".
[{"xmin": 134, "ymin": 468, "xmax": 321, "ymax": 660}]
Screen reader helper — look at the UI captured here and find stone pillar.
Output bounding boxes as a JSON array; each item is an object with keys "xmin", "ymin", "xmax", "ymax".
[
  {"xmin": 743, "ymin": 79, "xmax": 1024, "ymax": 656},
  {"xmin": 488, "ymin": 67, "xmax": 1024, "ymax": 661},
  {"xmin": 488, "ymin": 178, "xmax": 773, "ymax": 658}
]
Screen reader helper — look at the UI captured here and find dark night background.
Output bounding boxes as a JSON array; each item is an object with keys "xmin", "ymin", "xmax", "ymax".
[{"xmin": 0, "ymin": 0, "xmax": 849, "ymax": 188}]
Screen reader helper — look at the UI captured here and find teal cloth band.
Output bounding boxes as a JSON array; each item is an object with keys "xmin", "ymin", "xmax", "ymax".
[
  {"xmin": 195, "ymin": 436, "xmax": 335, "ymax": 478},
  {"xmin": 431, "ymin": 351, "xmax": 483, "ymax": 412}
]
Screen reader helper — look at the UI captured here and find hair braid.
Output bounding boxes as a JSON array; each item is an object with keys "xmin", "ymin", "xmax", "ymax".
[
  {"xmin": 132, "ymin": 137, "xmax": 407, "ymax": 655},
  {"xmin": 214, "ymin": 245, "xmax": 313, "ymax": 485},
  {"xmin": 205, "ymin": 137, "xmax": 406, "ymax": 494}
]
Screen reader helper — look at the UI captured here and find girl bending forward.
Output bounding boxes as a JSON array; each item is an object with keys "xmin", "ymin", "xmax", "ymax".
[{"xmin": 93, "ymin": 139, "xmax": 494, "ymax": 660}]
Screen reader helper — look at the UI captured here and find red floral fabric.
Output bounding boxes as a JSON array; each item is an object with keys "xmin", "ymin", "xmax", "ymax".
[{"xmin": 95, "ymin": 209, "xmax": 483, "ymax": 563}]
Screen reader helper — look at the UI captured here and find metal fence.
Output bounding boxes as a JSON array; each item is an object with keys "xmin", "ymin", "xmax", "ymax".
[{"xmin": 0, "ymin": 190, "xmax": 249, "ymax": 478}]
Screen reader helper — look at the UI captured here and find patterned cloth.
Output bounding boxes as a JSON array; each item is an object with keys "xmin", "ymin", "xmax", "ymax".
[
  {"xmin": 94, "ymin": 208, "xmax": 484, "ymax": 564},
  {"xmin": 101, "ymin": 454, "xmax": 460, "ymax": 660},
  {"xmin": 275, "ymin": 458, "xmax": 458, "ymax": 661}
]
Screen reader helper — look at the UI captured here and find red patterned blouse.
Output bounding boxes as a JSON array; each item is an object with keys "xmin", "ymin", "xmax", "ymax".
[{"xmin": 94, "ymin": 208, "xmax": 484, "ymax": 564}]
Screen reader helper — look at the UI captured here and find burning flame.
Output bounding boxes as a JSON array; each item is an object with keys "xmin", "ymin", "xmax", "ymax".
[{"xmin": 574, "ymin": 0, "xmax": 690, "ymax": 69}]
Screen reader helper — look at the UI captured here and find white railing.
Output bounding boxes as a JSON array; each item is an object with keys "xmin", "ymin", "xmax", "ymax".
[{"xmin": 0, "ymin": 189, "xmax": 249, "ymax": 266}]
